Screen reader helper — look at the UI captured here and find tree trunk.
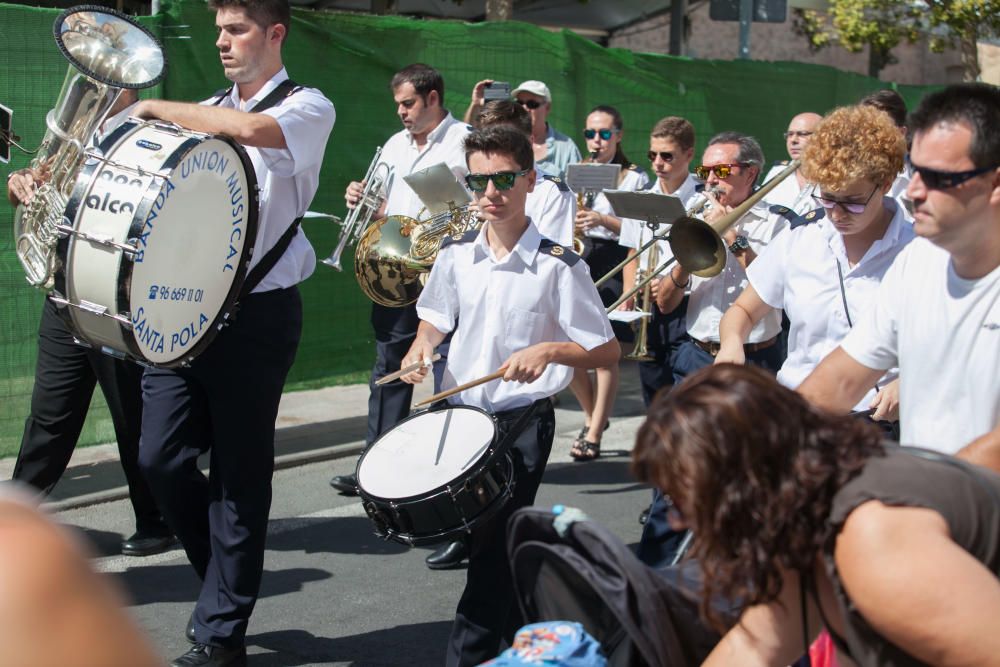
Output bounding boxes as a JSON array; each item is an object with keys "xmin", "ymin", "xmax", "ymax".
[
  {"xmin": 486, "ymin": 0, "xmax": 514, "ymax": 21},
  {"xmin": 868, "ymin": 44, "xmax": 891, "ymax": 78},
  {"xmin": 959, "ymin": 32, "xmax": 981, "ymax": 81}
]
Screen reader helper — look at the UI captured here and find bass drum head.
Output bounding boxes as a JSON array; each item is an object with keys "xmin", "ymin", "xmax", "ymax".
[
  {"xmin": 127, "ymin": 129, "xmax": 258, "ymax": 365},
  {"xmin": 357, "ymin": 406, "xmax": 497, "ymax": 500}
]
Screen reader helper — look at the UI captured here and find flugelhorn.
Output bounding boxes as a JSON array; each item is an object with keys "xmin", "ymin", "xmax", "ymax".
[
  {"xmin": 605, "ymin": 160, "xmax": 800, "ymax": 313},
  {"xmin": 322, "ymin": 147, "xmax": 391, "ymax": 271}
]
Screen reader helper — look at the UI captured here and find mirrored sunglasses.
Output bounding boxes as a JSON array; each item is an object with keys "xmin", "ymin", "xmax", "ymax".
[
  {"xmin": 648, "ymin": 150, "xmax": 675, "ymax": 163},
  {"xmin": 694, "ymin": 163, "xmax": 747, "ymax": 180},
  {"xmin": 464, "ymin": 170, "xmax": 529, "ymax": 192},
  {"xmin": 584, "ymin": 128, "xmax": 618, "ymax": 141}
]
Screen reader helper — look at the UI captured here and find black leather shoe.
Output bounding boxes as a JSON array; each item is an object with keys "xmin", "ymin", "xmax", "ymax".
[
  {"xmin": 329, "ymin": 473, "xmax": 359, "ymax": 496},
  {"xmin": 171, "ymin": 643, "xmax": 247, "ymax": 667},
  {"xmin": 121, "ymin": 530, "xmax": 176, "ymax": 557},
  {"xmin": 425, "ymin": 540, "xmax": 468, "ymax": 570},
  {"xmin": 186, "ymin": 612, "xmax": 196, "ymax": 644}
]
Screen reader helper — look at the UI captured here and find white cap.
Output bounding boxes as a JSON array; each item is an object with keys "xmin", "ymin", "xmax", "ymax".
[{"xmin": 512, "ymin": 80, "xmax": 551, "ymax": 103}]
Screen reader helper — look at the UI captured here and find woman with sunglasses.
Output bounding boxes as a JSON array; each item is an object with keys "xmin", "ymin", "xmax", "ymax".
[
  {"xmin": 569, "ymin": 104, "xmax": 650, "ymax": 461},
  {"xmin": 715, "ymin": 105, "xmax": 914, "ymax": 426},
  {"xmin": 632, "ymin": 363, "xmax": 1000, "ymax": 667}
]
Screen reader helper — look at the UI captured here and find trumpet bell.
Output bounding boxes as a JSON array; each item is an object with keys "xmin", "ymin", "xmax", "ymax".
[
  {"xmin": 668, "ymin": 216, "xmax": 728, "ymax": 278},
  {"xmin": 354, "ymin": 215, "xmax": 427, "ymax": 308}
]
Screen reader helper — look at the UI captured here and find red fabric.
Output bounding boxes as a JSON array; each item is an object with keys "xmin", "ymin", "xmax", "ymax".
[{"xmin": 808, "ymin": 630, "xmax": 838, "ymax": 667}]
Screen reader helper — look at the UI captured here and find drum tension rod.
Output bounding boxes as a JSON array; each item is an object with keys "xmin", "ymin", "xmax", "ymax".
[
  {"xmin": 48, "ymin": 295, "xmax": 133, "ymax": 329},
  {"xmin": 83, "ymin": 149, "xmax": 172, "ymax": 180},
  {"xmin": 55, "ymin": 222, "xmax": 139, "ymax": 257}
]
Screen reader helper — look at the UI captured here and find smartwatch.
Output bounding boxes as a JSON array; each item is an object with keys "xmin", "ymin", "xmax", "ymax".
[{"xmin": 728, "ymin": 234, "xmax": 750, "ymax": 254}]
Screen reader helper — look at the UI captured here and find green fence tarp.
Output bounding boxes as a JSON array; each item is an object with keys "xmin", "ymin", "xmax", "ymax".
[{"xmin": 0, "ymin": 0, "xmax": 934, "ymax": 457}]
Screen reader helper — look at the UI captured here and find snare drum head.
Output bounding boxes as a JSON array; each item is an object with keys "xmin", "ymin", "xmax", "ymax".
[{"xmin": 358, "ymin": 407, "xmax": 497, "ymax": 499}]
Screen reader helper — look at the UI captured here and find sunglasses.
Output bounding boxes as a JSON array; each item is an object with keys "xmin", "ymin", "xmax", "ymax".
[
  {"xmin": 694, "ymin": 163, "xmax": 748, "ymax": 180},
  {"xmin": 464, "ymin": 170, "xmax": 529, "ymax": 192},
  {"xmin": 783, "ymin": 130, "xmax": 814, "ymax": 139},
  {"xmin": 515, "ymin": 99, "xmax": 543, "ymax": 110},
  {"xmin": 907, "ymin": 157, "xmax": 999, "ymax": 190},
  {"xmin": 648, "ymin": 150, "xmax": 675, "ymax": 163},
  {"xmin": 584, "ymin": 128, "xmax": 618, "ymax": 141},
  {"xmin": 812, "ymin": 185, "xmax": 879, "ymax": 215}
]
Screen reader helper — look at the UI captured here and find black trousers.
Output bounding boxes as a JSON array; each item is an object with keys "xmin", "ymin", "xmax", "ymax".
[
  {"xmin": 367, "ymin": 302, "xmax": 448, "ymax": 445},
  {"xmin": 12, "ymin": 298, "xmax": 162, "ymax": 532},
  {"xmin": 138, "ymin": 287, "xmax": 302, "ymax": 648},
  {"xmin": 636, "ymin": 296, "xmax": 689, "ymax": 407},
  {"xmin": 446, "ymin": 399, "xmax": 556, "ymax": 667}
]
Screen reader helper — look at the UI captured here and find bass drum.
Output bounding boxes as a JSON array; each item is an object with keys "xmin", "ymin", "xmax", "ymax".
[
  {"xmin": 356, "ymin": 406, "xmax": 514, "ymax": 546},
  {"xmin": 54, "ymin": 119, "xmax": 258, "ymax": 366}
]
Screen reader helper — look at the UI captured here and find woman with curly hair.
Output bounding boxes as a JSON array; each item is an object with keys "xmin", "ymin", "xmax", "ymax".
[
  {"xmin": 632, "ymin": 364, "xmax": 1000, "ymax": 666},
  {"xmin": 715, "ymin": 105, "xmax": 913, "ymax": 427}
]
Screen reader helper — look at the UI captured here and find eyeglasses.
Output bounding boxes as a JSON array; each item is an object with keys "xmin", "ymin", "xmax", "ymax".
[
  {"xmin": 647, "ymin": 150, "xmax": 675, "ymax": 163},
  {"xmin": 783, "ymin": 130, "xmax": 814, "ymax": 139},
  {"xmin": 907, "ymin": 157, "xmax": 999, "ymax": 190},
  {"xmin": 694, "ymin": 163, "xmax": 748, "ymax": 180},
  {"xmin": 464, "ymin": 170, "xmax": 529, "ymax": 192},
  {"xmin": 584, "ymin": 128, "xmax": 618, "ymax": 141},
  {"xmin": 515, "ymin": 98, "xmax": 543, "ymax": 110},
  {"xmin": 812, "ymin": 185, "xmax": 879, "ymax": 215}
]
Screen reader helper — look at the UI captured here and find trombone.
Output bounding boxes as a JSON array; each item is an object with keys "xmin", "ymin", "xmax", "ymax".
[{"xmin": 605, "ymin": 159, "xmax": 800, "ymax": 314}]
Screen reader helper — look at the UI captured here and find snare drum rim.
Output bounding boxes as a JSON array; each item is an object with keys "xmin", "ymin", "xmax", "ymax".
[{"xmin": 356, "ymin": 404, "xmax": 501, "ymax": 504}]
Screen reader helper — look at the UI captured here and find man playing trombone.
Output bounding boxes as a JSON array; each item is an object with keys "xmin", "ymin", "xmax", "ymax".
[{"xmin": 655, "ymin": 132, "xmax": 797, "ymax": 381}]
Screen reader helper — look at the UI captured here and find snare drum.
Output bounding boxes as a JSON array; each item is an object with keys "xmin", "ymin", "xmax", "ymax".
[
  {"xmin": 357, "ymin": 406, "xmax": 514, "ymax": 546},
  {"xmin": 53, "ymin": 119, "xmax": 259, "ymax": 366}
]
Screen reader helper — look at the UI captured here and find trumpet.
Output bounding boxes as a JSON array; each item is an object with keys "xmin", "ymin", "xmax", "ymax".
[
  {"xmin": 572, "ymin": 149, "xmax": 600, "ymax": 255},
  {"xmin": 322, "ymin": 147, "xmax": 392, "ymax": 271},
  {"xmin": 605, "ymin": 160, "xmax": 800, "ymax": 313}
]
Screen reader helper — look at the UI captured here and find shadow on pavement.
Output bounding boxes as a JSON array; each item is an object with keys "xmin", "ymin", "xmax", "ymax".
[
  {"xmin": 115, "ymin": 564, "xmax": 332, "ymax": 606},
  {"xmin": 265, "ymin": 516, "xmax": 410, "ymax": 557},
  {"xmin": 248, "ymin": 622, "xmax": 452, "ymax": 666}
]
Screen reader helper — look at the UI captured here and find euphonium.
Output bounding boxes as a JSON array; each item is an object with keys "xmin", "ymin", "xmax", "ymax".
[
  {"xmin": 322, "ymin": 147, "xmax": 391, "ymax": 271},
  {"xmin": 13, "ymin": 7, "xmax": 165, "ymax": 289},
  {"xmin": 353, "ymin": 203, "xmax": 482, "ymax": 308}
]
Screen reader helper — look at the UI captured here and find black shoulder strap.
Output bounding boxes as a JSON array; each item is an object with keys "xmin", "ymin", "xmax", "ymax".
[
  {"xmin": 210, "ymin": 78, "xmax": 301, "ymax": 110},
  {"xmin": 239, "ymin": 215, "xmax": 304, "ymax": 298},
  {"xmin": 238, "ymin": 78, "xmax": 305, "ymax": 296}
]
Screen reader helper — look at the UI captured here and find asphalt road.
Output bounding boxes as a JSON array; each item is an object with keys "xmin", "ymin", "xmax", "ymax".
[{"xmin": 55, "ymin": 380, "xmax": 654, "ymax": 666}]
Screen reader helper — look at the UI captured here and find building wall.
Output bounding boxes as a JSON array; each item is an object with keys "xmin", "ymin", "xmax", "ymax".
[
  {"xmin": 980, "ymin": 43, "xmax": 1000, "ymax": 85},
  {"xmin": 609, "ymin": 3, "xmax": 965, "ymax": 86}
]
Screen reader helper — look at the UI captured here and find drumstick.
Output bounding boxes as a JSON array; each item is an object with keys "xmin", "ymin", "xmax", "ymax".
[
  {"xmin": 375, "ymin": 353, "xmax": 442, "ymax": 386},
  {"xmin": 413, "ymin": 369, "xmax": 506, "ymax": 408}
]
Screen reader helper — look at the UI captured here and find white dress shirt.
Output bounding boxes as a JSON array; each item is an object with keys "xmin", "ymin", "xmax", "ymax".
[
  {"xmin": 686, "ymin": 198, "xmax": 789, "ymax": 344},
  {"xmin": 618, "ymin": 173, "xmax": 702, "ymax": 273},
  {"xmin": 416, "ymin": 220, "xmax": 615, "ymax": 412},
  {"xmin": 206, "ymin": 68, "xmax": 335, "ymax": 292},
  {"xmin": 528, "ymin": 172, "xmax": 575, "ymax": 246},
  {"xmin": 583, "ymin": 167, "xmax": 650, "ymax": 241},
  {"xmin": 748, "ymin": 199, "xmax": 915, "ymax": 410},
  {"xmin": 763, "ymin": 163, "xmax": 817, "ymax": 216},
  {"xmin": 380, "ymin": 112, "xmax": 471, "ymax": 219}
]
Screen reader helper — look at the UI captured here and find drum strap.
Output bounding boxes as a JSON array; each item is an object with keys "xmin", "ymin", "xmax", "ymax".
[
  {"xmin": 493, "ymin": 398, "xmax": 547, "ymax": 456},
  {"xmin": 210, "ymin": 78, "xmax": 302, "ymax": 111}
]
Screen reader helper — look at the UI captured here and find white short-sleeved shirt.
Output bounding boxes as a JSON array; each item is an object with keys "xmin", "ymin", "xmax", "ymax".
[
  {"xmin": 416, "ymin": 221, "xmax": 615, "ymax": 412},
  {"xmin": 207, "ymin": 69, "xmax": 335, "ymax": 292},
  {"xmin": 528, "ymin": 172, "xmax": 575, "ymax": 246},
  {"xmin": 763, "ymin": 163, "xmax": 817, "ymax": 217},
  {"xmin": 618, "ymin": 173, "xmax": 702, "ymax": 273},
  {"xmin": 686, "ymin": 199, "xmax": 789, "ymax": 344},
  {"xmin": 583, "ymin": 167, "xmax": 651, "ymax": 241},
  {"xmin": 748, "ymin": 200, "xmax": 915, "ymax": 409},
  {"xmin": 840, "ymin": 238, "xmax": 1000, "ymax": 452},
  {"xmin": 380, "ymin": 112, "xmax": 471, "ymax": 219}
]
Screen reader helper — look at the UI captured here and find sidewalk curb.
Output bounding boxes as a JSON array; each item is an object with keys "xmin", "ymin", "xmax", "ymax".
[{"xmin": 44, "ymin": 440, "xmax": 366, "ymax": 513}]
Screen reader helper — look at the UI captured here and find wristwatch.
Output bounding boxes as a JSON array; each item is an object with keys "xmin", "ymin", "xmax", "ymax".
[{"xmin": 728, "ymin": 235, "xmax": 750, "ymax": 254}]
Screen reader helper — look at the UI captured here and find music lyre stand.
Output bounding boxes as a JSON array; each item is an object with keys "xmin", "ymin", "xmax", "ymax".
[
  {"xmin": 603, "ymin": 190, "xmax": 687, "ymax": 231},
  {"xmin": 404, "ymin": 162, "xmax": 472, "ymax": 217}
]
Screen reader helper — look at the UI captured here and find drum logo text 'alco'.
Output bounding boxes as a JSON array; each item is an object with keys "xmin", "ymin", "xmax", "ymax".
[{"xmin": 85, "ymin": 169, "xmax": 144, "ymax": 214}]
